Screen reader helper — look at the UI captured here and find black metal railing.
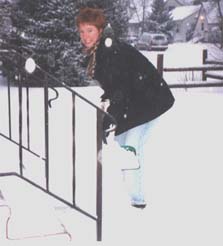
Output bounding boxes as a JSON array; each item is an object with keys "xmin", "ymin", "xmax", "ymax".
[{"xmin": 0, "ymin": 47, "xmax": 116, "ymax": 241}]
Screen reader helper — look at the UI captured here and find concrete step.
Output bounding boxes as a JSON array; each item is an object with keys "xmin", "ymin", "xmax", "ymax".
[{"xmin": 0, "ymin": 175, "xmax": 71, "ymax": 243}]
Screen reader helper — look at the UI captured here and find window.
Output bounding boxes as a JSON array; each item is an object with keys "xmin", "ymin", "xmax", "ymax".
[{"xmin": 201, "ymin": 22, "xmax": 204, "ymax": 31}]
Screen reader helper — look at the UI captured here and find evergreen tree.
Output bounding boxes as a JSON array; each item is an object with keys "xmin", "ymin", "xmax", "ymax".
[
  {"xmin": 145, "ymin": 0, "xmax": 174, "ymax": 38},
  {"xmin": 7, "ymin": 0, "xmax": 83, "ymax": 86},
  {"xmin": 4, "ymin": 0, "xmax": 129, "ymax": 86},
  {"xmin": 0, "ymin": 1, "xmax": 21, "ymax": 79},
  {"xmin": 0, "ymin": 1, "xmax": 13, "ymax": 44}
]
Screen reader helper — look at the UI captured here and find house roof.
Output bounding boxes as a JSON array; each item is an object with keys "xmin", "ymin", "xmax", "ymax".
[{"xmin": 170, "ymin": 5, "xmax": 201, "ymax": 21}]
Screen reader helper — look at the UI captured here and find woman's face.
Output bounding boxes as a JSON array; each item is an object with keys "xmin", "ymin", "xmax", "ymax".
[{"xmin": 78, "ymin": 23, "xmax": 102, "ymax": 49}]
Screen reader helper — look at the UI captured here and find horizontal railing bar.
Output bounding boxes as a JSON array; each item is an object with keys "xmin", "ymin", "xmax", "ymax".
[
  {"xmin": 205, "ymin": 60, "xmax": 223, "ymax": 65},
  {"xmin": 0, "ymin": 132, "xmax": 46, "ymax": 161},
  {"xmin": 0, "ymin": 172, "xmax": 18, "ymax": 177},
  {"xmin": 169, "ymin": 81, "xmax": 223, "ymax": 88},
  {"xmin": 205, "ymin": 73, "xmax": 223, "ymax": 80},
  {"xmin": 164, "ymin": 66, "xmax": 223, "ymax": 72}
]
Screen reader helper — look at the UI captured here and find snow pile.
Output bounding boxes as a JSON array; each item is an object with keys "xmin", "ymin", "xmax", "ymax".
[{"xmin": 0, "ymin": 176, "xmax": 71, "ymax": 241}]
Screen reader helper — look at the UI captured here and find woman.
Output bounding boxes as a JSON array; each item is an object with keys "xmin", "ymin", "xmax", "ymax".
[{"xmin": 76, "ymin": 7, "xmax": 175, "ymax": 208}]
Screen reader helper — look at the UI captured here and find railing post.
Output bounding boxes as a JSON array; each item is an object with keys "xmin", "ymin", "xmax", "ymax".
[
  {"xmin": 18, "ymin": 71, "xmax": 23, "ymax": 176},
  {"xmin": 157, "ymin": 54, "xmax": 164, "ymax": 78},
  {"xmin": 7, "ymin": 77, "xmax": 12, "ymax": 139},
  {"xmin": 26, "ymin": 86, "xmax": 30, "ymax": 149},
  {"xmin": 72, "ymin": 94, "xmax": 76, "ymax": 206},
  {"xmin": 44, "ymin": 73, "xmax": 49, "ymax": 191},
  {"xmin": 202, "ymin": 49, "xmax": 207, "ymax": 81},
  {"xmin": 96, "ymin": 109, "xmax": 103, "ymax": 241}
]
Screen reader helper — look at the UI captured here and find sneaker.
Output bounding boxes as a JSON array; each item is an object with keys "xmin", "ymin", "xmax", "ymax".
[{"xmin": 131, "ymin": 203, "xmax": 147, "ymax": 209}]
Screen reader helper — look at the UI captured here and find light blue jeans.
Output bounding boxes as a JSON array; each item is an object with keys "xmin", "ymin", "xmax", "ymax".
[{"xmin": 115, "ymin": 118, "xmax": 158, "ymax": 205}]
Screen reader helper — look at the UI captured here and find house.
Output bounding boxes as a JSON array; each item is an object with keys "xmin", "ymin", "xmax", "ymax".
[
  {"xmin": 127, "ymin": 0, "xmax": 201, "ymax": 43},
  {"xmin": 170, "ymin": 5, "xmax": 201, "ymax": 42},
  {"xmin": 164, "ymin": 0, "xmax": 201, "ymax": 42},
  {"xmin": 193, "ymin": 1, "xmax": 223, "ymax": 43}
]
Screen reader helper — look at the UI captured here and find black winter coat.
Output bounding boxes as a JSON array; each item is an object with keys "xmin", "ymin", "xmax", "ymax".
[{"xmin": 94, "ymin": 37, "xmax": 175, "ymax": 136}]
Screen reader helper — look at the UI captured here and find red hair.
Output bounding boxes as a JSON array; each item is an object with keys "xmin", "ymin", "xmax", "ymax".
[{"xmin": 76, "ymin": 7, "xmax": 106, "ymax": 30}]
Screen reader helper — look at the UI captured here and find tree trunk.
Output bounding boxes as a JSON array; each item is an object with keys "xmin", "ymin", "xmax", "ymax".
[{"xmin": 216, "ymin": 0, "xmax": 223, "ymax": 48}]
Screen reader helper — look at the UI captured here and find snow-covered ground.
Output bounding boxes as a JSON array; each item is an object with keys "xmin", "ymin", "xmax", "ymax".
[{"xmin": 0, "ymin": 43, "xmax": 223, "ymax": 245}]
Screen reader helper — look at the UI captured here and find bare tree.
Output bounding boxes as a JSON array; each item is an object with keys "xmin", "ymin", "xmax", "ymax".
[
  {"xmin": 129, "ymin": 0, "xmax": 150, "ymax": 32},
  {"xmin": 211, "ymin": 0, "xmax": 223, "ymax": 48},
  {"xmin": 216, "ymin": 0, "xmax": 223, "ymax": 47}
]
